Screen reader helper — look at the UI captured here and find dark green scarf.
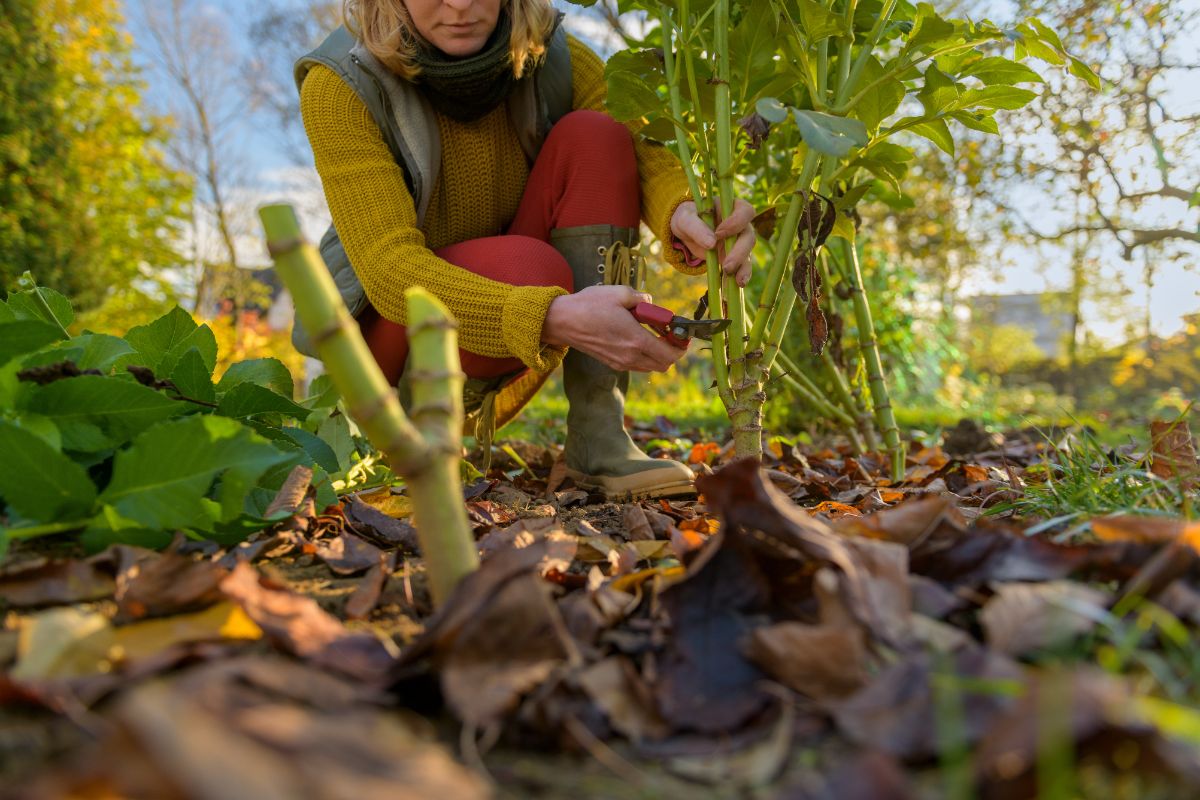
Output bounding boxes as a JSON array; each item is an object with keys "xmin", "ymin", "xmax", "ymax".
[{"xmin": 412, "ymin": 12, "xmax": 561, "ymax": 123}]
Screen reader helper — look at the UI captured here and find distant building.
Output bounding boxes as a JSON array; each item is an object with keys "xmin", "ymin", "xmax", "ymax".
[{"xmin": 970, "ymin": 292, "xmax": 1073, "ymax": 358}]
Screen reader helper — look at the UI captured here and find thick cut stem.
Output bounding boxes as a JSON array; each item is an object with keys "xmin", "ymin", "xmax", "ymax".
[{"xmin": 258, "ymin": 204, "xmax": 477, "ymax": 606}]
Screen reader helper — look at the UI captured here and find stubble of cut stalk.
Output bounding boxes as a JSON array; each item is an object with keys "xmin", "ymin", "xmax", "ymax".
[{"xmin": 257, "ymin": 203, "xmax": 478, "ymax": 608}]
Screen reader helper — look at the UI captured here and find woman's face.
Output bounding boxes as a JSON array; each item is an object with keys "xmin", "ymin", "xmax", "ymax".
[{"xmin": 405, "ymin": 0, "xmax": 503, "ymax": 57}]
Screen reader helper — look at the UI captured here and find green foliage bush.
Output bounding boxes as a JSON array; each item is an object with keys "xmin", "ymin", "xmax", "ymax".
[{"xmin": 0, "ymin": 275, "xmax": 367, "ymax": 556}]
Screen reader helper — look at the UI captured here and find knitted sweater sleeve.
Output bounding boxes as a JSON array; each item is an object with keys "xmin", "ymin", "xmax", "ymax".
[
  {"xmin": 299, "ymin": 65, "xmax": 567, "ymax": 372},
  {"xmin": 566, "ymin": 36, "xmax": 702, "ymax": 275}
]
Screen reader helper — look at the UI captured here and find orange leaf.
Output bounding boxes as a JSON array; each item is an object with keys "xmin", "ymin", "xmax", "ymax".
[
  {"xmin": 878, "ymin": 490, "xmax": 905, "ymax": 504},
  {"xmin": 1092, "ymin": 515, "xmax": 1200, "ymax": 545},
  {"xmin": 688, "ymin": 442, "xmax": 722, "ymax": 465},
  {"xmin": 679, "ymin": 517, "xmax": 720, "ymax": 535},
  {"xmin": 962, "ymin": 464, "xmax": 989, "ymax": 483},
  {"xmin": 808, "ymin": 501, "xmax": 862, "ymax": 519}
]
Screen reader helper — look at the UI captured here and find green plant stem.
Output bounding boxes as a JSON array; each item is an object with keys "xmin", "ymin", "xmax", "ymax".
[
  {"xmin": 838, "ymin": 237, "xmax": 904, "ymax": 477},
  {"xmin": 838, "ymin": 0, "xmax": 897, "ymax": 107},
  {"xmin": 258, "ymin": 204, "xmax": 477, "ymax": 607},
  {"xmin": 5, "ymin": 519, "xmax": 91, "ymax": 539},
  {"xmin": 668, "ymin": 5, "xmax": 734, "ymax": 411},
  {"xmin": 748, "ymin": 151, "xmax": 821, "ymax": 350},
  {"xmin": 773, "ymin": 351, "xmax": 859, "ymax": 432},
  {"xmin": 712, "ymin": 0, "xmax": 758, "ymax": 458}
]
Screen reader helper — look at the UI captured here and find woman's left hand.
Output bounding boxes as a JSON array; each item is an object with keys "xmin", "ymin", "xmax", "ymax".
[{"xmin": 670, "ymin": 198, "xmax": 757, "ymax": 287}]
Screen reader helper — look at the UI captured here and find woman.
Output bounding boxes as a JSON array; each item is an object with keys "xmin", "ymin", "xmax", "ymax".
[{"xmin": 297, "ymin": 0, "xmax": 757, "ymax": 497}]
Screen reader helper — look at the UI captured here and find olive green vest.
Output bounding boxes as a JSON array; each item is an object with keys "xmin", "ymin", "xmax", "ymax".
[{"xmin": 291, "ymin": 25, "xmax": 574, "ymax": 356}]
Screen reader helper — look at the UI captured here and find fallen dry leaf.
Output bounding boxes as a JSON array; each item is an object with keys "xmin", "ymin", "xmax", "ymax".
[
  {"xmin": 0, "ymin": 558, "xmax": 115, "ymax": 608},
  {"xmin": 574, "ymin": 656, "xmax": 668, "ymax": 742},
  {"xmin": 219, "ymin": 563, "xmax": 348, "ymax": 658},
  {"xmin": 621, "ymin": 504, "xmax": 655, "ymax": 541},
  {"xmin": 1150, "ymin": 419, "xmax": 1199, "ymax": 490},
  {"xmin": 344, "ymin": 556, "xmax": 389, "ymax": 620},
  {"xmin": 345, "ymin": 498, "xmax": 421, "ymax": 551},
  {"xmin": 743, "ymin": 622, "xmax": 868, "ymax": 700},
  {"xmin": 313, "ymin": 531, "xmax": 383, "ymax": 576},
  {"xmin": 116, "ymin": 549, "xmax": 228, "ymax": 620},
  {"xmin": 979, "ymin": 581, "xmax": 1110, "ymax": 657},
  {"xmin": 656, "ymin": 541, "xmax": 771, "ymax": 733},
  {"xmin": 833, "ymin": 649, "xmax": 1024, "ymax": 762}
]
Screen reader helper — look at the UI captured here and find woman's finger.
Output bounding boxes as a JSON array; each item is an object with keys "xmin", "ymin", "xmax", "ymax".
[
  {"xmin": 721, "ymin": 225, "xmax": 756, "ymax": 275},
  {"xmin": 676, "ymin": 211, "xmax": 716, "ymax": 251},
  {"xmin": 714, "ymin": 198, "xmax": 755, "ymax": 239}
]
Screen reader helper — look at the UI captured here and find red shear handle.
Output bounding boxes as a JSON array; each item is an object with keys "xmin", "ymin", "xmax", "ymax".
[{"xmin": 632, "ymin": 302, "xmax": 689, "ymax": 348}]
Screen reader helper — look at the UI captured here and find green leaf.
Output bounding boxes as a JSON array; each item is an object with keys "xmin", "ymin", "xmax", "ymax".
[
  {"xmin": 99, "ymin": 415, "xmax": 292, "ymax": 530},
  {"xmin": 756, "ymin": 97, "xmax": 789, "ymax": 124},
  {"xmin": 1028, "ymin": 17, "xmax": 1065, "ymax": 53},
  {"xmin": 918, "ymin": 66, "xmax": 961, "ymax": 116},
  {"xmin": 121, "ymin": 307, "xmax": 217, "ymax": 375},
  {"xmin": 852, "ymin": 57, "xmax": 905, "ymax": 131},
  {"xmin": 0, "ymin": 321, "xmax": 63, "ymax": 365},
  {"xmin": 317, "ymin": 413, "xmax": 357, "ymax": 472},
  {"xmin": 1017, "ymin": 30, "xmax": 1065, "ymax": 66},
  {"xmin": 170, "ymin": 348, "xmax": 217, "ymax": 406},
  {"xmin": 908, "ymin": 118, "xmax": 955, "ymax": 155},
  {"xmin": 302, "ymin": 374, "xmax": 340, "ymax": 409},
  {"xmin": 0, "ymin": 420, "xmax": 97, "ymax": 521},
  {"xmin": 1068, "ymin": 56, "xmax": 1101, "ymax": 90},
  {"xmin": 796, "ymin": 0, "xmax": 843, "ymax": 42},
  {"xmin": 905, "ymin": 3, "xmax": 957, "ymax": 53},
  {"xmin": 216, "ymin": 383, "xmax": 311, "ymax": 421},
  {"xmin": 80, "ymin": 505, "xmax": 173, "ymax": 552},
  {"xmin": 958, "ymin": 56, "xmax": 1044, "ymax": 86},
  {"xmin": 604, "ymin": 70, "xmax": 662, "ymax": 123},
  {"xmin": 792, "ymin": 110, "xmax": 869, "ymax": 157},
  {"xmin": 9, "ymin": 412, "xmax": 62, "ymax": 450},
  {"xmin": 29, "ymin": 375, "xmax": 185, "ymax": 452},
  {"xmin": 730, "ymin": 0, "xmax": 778, "ymax": 85},
  {"xmin": 217, "ymin": 357, "xmax": 293, "ymax": 397},
  {"xmin": 36, "ymin": 333, "xmax": 134, "ymax": 373},
  {"xmin": 0, "ymin": 302, "xmax": 14, "ymax": 323},
  {"xmin": 265, "ymin": 426, "xmax": 340, "ymax": 475},
  {"xmin": 834, "ymin": 183, "xmax": 873, "ymax": 211},
  {"xmin": 5, "ymin": 286, "xmax": 74, "ymax": 330},
  {"xmin": 950, "ymin": 110, "xmax": 1000, "ymax": 135},
  {"xmin": 959, "ymin": 85, "xmax": 1039, "ymax": 111}
]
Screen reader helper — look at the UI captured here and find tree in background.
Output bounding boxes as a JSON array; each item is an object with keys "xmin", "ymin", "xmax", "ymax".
[
  {"xmin": 134, "ymin": 0, "xmax": 265, "ymax": 316},
  {"xmin": 984, "ymin": 0, "xmax": 1199, "ymax": 353},
  {"xmin": 247, "ymin": 1, "xmax": 341, "ymax": 166},
  {"xmin": 0, "ymin": 0, "xmax": 190, "ymax": 316}
]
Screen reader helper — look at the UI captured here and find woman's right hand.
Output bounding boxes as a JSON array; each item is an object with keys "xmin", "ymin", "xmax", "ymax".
[{"xmin": 542, "ymin": 285, "xmax": 689, "ymax": 372}]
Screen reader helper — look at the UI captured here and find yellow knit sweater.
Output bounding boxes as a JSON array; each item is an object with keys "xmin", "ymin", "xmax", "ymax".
[{"xmin": 299, "ymin": 35, "xmax": 696, "ymax": 376}]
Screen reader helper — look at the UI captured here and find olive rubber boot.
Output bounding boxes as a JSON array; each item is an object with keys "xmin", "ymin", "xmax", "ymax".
[{"xmin": 550, "ymin": 224, "xmax": 695, "ymax": 498}]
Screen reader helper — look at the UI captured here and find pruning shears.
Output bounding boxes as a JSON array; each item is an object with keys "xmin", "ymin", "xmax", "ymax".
[{"xmin": 632, "ymin": 302, "xmax": 731, "ymax": 348}]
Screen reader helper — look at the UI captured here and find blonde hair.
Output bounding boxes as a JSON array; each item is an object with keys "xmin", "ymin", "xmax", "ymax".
[{"xmin": 343, "ymin": 0, "xmax": 557, "ymax": 80}]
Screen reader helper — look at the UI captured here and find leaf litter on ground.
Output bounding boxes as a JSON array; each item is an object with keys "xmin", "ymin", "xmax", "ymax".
[{"xmin": 4, "ymin": 422, "xmax": 1200, "ymax": 798}]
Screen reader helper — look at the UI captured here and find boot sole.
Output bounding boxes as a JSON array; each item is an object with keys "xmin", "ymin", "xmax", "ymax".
[{"xmin": 562, "ymin": 467, "xmax": 696, "ymax": 500}]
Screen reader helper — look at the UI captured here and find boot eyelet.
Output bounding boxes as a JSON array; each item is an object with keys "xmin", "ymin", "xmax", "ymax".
[
  {"xmin": 597, "ymin": 265, "xmax": 606, "ymax": 274},
  {"xmin": 597, "ymin": 246, "xmax": 607, "ymax": 256}
]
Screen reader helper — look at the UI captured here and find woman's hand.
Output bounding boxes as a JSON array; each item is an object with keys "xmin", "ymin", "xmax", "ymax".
[
  {"xmin": 670, "ymin": 198, "xmax": 757, "ymax": 287},
  {"xmin": 542, "ymin": 286, "xmax": 688, "ymax": 372}
]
